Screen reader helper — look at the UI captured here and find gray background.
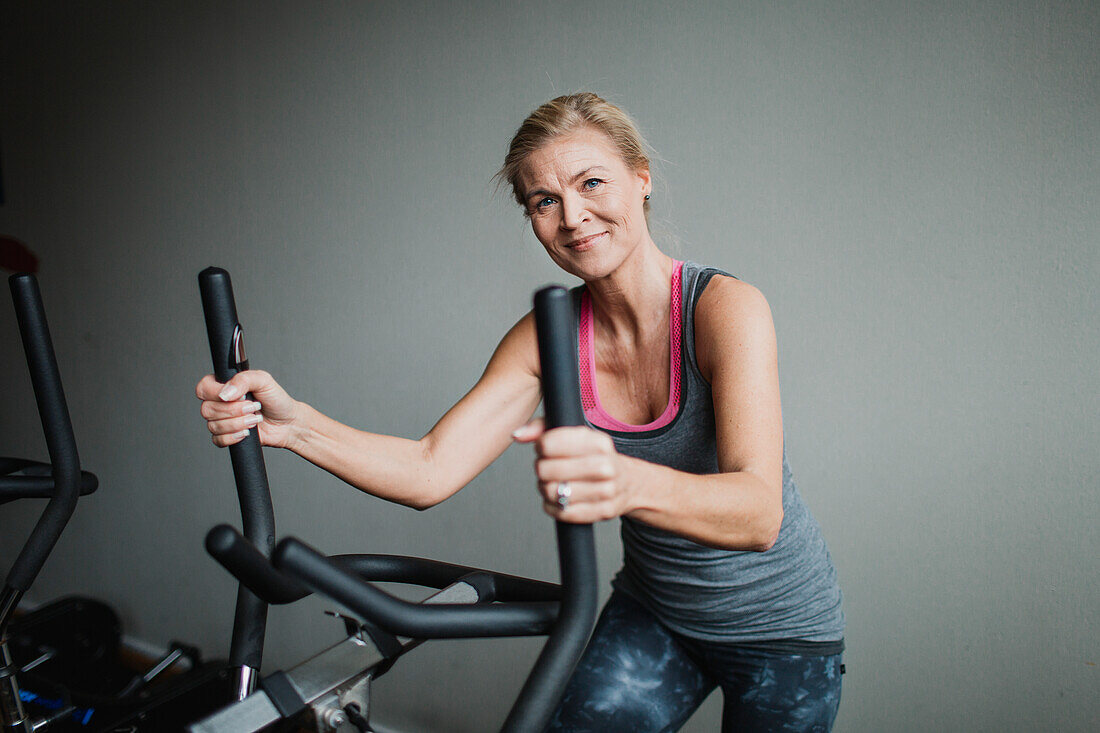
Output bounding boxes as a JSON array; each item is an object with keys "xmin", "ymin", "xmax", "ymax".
[{"xmin": 1, "ymin": 1, "xmax": 1097, "ymax": 731}]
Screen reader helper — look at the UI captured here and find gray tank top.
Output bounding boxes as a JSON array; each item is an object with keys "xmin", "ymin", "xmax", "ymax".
[{"xmin": 574, "ymin": 261, "xmax": 845, "ymax": 645}]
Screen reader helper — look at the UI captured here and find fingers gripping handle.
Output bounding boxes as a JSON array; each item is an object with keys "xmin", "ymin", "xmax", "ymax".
[
  {"xmin": 198, "ymin": 268, "xmax": 274, "ymax": 678},
  {"xmin": 198, "ymin": 268, "xmax": 274, "ymax": 548},
  {"xmin": 502, "ymin": 287, "xmax": 599, "ymax": 733}
]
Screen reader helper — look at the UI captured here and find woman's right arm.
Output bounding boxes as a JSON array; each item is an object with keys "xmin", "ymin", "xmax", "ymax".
[{"xmin": 196, "ymin": 313, "xmax": 543, "ymax": 509}]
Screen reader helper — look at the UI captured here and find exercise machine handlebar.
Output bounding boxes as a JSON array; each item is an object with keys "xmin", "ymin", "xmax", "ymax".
[
  {"xmin": 3, "ymin": 273, "xmax": 98, "ymax": 733},
  {"xmin": 3, "ymin": 274, "xmax": 92, "ymax": 600},
  {"xmin": 196, "ymin": 274, "xmax": 597, "ymax": 732},
  {"xmin": 206, "ymin": 523, "xmax": 562, "ymax": 607},
  {"xmin": 0, "ymin": 459, "xmax": 98, "ymax": 504},
  {"xmin": 272, "ymin": 537, "xmax": 560, "ymax": 638},
  {"xmin": 269, "ymin": 285, "xmax": 598, "ymax": 732},
  {"xmin": 198, "ymin": 267, "xmax": 275, "ymax": 694},
  {"xmin": 501, "ymin": 285, "xmax": 598, "ymax": 732},
  {"xmin": 204, "ymin": 523, "xmax": 309, "ymax": 605}
]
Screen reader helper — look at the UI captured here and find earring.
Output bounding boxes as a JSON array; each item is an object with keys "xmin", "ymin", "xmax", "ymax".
[{"xmin": 644, "ymin": 194, "xmax": 651, "ymax": 201}]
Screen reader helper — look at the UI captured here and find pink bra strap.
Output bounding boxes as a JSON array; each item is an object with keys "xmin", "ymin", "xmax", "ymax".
[{"xmin": 579, "ymin": 261, "xmax": 684, "ymax": 432}]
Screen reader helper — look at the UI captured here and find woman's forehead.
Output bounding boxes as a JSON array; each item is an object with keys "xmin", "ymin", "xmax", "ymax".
[{"xmin": 519, "ymin": 129, "xmax": 624, "ymax": 187}]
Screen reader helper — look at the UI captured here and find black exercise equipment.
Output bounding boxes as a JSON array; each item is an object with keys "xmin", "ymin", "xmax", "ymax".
[
  {"xmin": 1, "ymin": 274, "xmax": 232, "ymax": 732},
  {"xmin": 189, "ymin": 269, "xmax": 597, "ymax": 732},
  {"xmin": 198, "ymin": 267, "xmax": 275, "ymax": 703},
  {"xmin": 2, "ymin": 273, "xmax": 99, "ymax": 733},
  {"xmin": 9, "ymin": 596, "xmax": 123, "ymax": 698}
]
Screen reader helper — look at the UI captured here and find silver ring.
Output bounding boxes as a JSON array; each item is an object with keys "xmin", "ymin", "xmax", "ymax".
[{"xmin": 556, "ymin": 481, "xmax": 572, "ymax": 510}]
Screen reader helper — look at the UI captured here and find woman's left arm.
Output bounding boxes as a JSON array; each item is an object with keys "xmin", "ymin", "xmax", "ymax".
[{"xmin": 517, "ymin": 277, "xmax": 784, "ymax": 552}]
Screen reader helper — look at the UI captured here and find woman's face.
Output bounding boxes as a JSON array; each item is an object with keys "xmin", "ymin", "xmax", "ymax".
[{"xmin": 517, "ymin": 127, "xmax": 651, "ymax": 281}]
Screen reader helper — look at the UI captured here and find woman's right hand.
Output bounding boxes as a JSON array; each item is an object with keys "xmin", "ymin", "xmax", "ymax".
[{"xmin": 195, "ymin": 370, "xmax": 302, "ymax": 449}]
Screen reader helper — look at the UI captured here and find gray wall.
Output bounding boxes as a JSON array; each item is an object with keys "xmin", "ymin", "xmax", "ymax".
[{"xmin": 2, "ymin": 1, "xmax": 1097, "ymax": 730}]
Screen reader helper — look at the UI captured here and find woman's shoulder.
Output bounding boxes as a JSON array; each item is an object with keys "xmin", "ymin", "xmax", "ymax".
[
  {"xmin": 693, "ymin": 271, "xmax": 776, "ymax": 379},
  {"xmin": 695, "ymin": 270, "xmax": 770, "ymax": 323}
]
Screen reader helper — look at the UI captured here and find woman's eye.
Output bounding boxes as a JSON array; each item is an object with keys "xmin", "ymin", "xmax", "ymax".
[
  {"xmin": 582, "ymin": 178, "xmax": 601, "ymax": 190},
  {"xmin": 535, "ymin": 197, "xmax": 556, "ymax": 210}
]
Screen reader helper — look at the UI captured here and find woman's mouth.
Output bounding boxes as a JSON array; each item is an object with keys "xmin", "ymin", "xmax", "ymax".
[{"xmin": 566, "ymin": 232, "xmax": 607, "ymax": 252}]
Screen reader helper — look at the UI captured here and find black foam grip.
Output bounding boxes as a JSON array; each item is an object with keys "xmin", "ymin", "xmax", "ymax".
[
  {"xmin": 502, "ymin": 286, "xmax": 599, "ymax": 733},
  {"xmin": 206, "ymin": 524, "xmax": 308, "ymax": 605},
  {"xmin": 329, "ymin": 555, "xmax": 560, "ymax": 602},
  {"xmin": 5, "ymin": 274, "xmax": 83, "ymax": 592},
  {"xmin": 533, "ymin": 286, "xmax": 586, "ymax": 428},
  {"xmin": 199, "ymin": 267, "xmax": 274, "ymax": 670},
  {"xmin": 204, "ymin": 520, "xmax": 562, "ymax": 608},
  {"xmin": 273, "ymin": 538, "xmax": 558, "ymax": 638},
  {"xmin": 0, "ymin": 458, "xmax": 98, "ymax": 503}
]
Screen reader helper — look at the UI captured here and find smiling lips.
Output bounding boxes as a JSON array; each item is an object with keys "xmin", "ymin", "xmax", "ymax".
[{"xmin": 566, "ymin": 232, "xmax": 608, "ymax": 251}]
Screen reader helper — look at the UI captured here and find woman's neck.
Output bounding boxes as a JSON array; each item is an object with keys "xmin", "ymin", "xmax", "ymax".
[{"xmin": 585, "ymin": 242, "xmax": 675, "ymax": 344}]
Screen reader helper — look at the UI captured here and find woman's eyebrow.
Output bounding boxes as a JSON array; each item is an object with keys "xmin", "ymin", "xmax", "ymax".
[
  {"xmin": 524, "ymin": 186, "xmax": 553, "ymax": 203},
  {"xmin": 524, "ymin": 167, "xmax": 612, "ymax": 202},
  {"xmin": 570, "ymin": 166, "xmax": 609, "ymax": 182}
]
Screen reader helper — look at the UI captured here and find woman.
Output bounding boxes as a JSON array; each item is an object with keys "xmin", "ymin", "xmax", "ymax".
[{"xmin": 197, "ymin": 93, "xmax": 844, "ymax": 731}]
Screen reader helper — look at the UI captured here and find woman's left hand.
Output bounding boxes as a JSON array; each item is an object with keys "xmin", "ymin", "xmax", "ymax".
[{"xmin": 513, "ymin": 419, "xmax": 634, "ymax": 523}]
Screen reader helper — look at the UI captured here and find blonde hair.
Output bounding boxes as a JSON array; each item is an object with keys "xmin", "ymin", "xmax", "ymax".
[{"xmin": 497, "ymin": 93, "xmax": 652, "ymax": 215}]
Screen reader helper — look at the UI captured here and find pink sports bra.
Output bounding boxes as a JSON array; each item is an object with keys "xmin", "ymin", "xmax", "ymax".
[{"xmin": 579, "ymin": 260, "xmax": 684, "ymax": 432}]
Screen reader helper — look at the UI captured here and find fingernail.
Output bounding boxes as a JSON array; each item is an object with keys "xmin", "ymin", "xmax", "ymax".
[
  {"xmin": 219, "ymin": 385, "xmax": 240, "ymax": 401},
  {"xmin": 243, "ymin": 414, "xmax": 263, "ymax": 427},
  {"xmin": 233, "ymin": 429, "xmax": 250, "ymax": 440},
  {"xmin": 242, "ymin": 401, "xmax": 262, "ymax": 414}
]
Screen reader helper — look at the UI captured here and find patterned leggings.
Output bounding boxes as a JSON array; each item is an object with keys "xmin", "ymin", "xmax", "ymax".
[{"xmin": 546, "ymin": 591, "xmax": 843, "ymax": 732}]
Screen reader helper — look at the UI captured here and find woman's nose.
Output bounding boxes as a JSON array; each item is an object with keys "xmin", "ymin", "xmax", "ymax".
[{"xmin": 559, "ymin": 194, "xmax": 589, "ymax": 230}]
